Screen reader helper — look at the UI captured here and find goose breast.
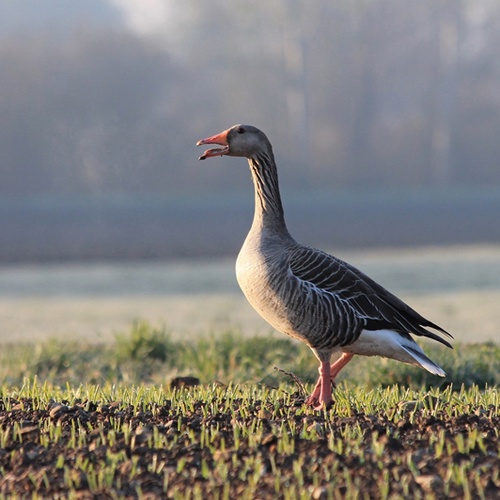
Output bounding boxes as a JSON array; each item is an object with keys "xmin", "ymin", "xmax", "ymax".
[{"xmin": 236, "ymin": 238, "xmax": 362, "ymax": 349}]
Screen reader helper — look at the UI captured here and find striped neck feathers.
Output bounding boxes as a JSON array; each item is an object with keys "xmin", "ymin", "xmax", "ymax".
[{"xmin": 248, "ymin": 150, "xmax": 287, "ymax": 231}]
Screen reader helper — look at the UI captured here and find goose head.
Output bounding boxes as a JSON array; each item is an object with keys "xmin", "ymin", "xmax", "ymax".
[{"xmin": 196, "ymin": 124, "xmax": 270, "ymax": 160}]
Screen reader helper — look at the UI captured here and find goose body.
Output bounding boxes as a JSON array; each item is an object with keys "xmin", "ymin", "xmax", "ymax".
[{"xmin": 197, "ymin": 124, "xmax": 453, "ymax": 409}]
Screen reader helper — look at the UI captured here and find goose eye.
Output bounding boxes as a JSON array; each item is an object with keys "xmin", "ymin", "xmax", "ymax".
[{"xmin": 237, "ymin": 127, "xmax": 245, "ymax": 134}]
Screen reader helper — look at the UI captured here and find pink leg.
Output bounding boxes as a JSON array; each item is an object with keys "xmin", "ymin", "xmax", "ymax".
[
  {"xmin": 329, "ymin": 352, "xmax": 354, "ymax": 379},
  {"xmin": 305, "ymin": 353, "xmax": 355, "ymax": 410},
  {"xmin": 316, "ymin": 360, "xmax": 333, "ymax": 409},
  {"xmin": 305, "ymin": 377, "xmax": 322, "ymax": 406},
  {"xmin": 305, "ymin": 361, "xmax": 332, "ymax": 410}
]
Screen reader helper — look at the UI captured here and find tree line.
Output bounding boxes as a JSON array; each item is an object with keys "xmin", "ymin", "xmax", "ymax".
[{"xmin": 1, "ymin": 0, "xmax": 499, "ymax": 197}]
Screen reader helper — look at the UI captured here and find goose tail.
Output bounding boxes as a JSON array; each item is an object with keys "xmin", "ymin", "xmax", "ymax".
[
  {"xmin": 400, "ymin": 343, "xmax": 446, "ymax": 377},
  {"xmin": 345, "ymin": 329, "xmax": 447, "ymax": 377}
]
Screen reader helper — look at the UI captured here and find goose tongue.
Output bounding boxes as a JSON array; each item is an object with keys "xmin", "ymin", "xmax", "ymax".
[{"xmin": 196, "ymin": 130, "xmax": 229, "ymax": 160}]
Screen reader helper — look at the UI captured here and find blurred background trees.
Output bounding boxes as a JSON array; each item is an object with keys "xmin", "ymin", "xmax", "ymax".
[
  {"xmin": 1, "ymin": 0, "xmax": 500, "ymax": 198},
  {"xmin": 1, "ymin": 1, "xmax": 500, "ymax": 260}
]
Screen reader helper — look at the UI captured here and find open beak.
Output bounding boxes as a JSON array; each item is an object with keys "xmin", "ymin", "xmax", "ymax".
[{"xmin": 196, "ymin": 129, "xmax": 230, "ymax": 160}]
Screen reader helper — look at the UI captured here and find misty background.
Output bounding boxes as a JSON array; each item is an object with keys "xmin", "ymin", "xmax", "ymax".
[{"xmin": 1, "ymin": 0, "xmax": 500, "ymax": 261}]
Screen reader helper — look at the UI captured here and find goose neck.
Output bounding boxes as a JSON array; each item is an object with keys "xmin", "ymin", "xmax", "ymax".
[{"xmin": 248, "ymin": 152, "xmax": 288, "ymax": 233}]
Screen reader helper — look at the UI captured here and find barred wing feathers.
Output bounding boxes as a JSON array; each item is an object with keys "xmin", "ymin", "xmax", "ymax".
[{"xmin": 288, "ymin": 246, "xmax": 453, "ymax": 349}]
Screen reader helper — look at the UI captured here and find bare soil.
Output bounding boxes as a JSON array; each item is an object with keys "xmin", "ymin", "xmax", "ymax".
[{"xmin": 1, "ymin": 394, "xmax": 499, "ymax": 498}]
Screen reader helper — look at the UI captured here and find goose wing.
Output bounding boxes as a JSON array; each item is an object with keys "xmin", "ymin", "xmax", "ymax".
[{"xmin": 288, "ymin": 246, "xmax": 453, "ymax": 348}]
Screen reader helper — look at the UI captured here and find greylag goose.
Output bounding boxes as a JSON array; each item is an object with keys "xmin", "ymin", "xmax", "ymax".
[{"xmin": 196, "ymin": 124, "xmax": 453, "ymax": 410}]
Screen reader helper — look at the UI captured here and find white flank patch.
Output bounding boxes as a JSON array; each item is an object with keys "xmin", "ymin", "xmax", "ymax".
[{"xmin": 344, "ymin": 329, "xmax": 446, "ymax": 376}]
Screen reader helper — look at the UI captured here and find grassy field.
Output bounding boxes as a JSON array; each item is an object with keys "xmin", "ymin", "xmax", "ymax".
[{"xmin": 0, "ymin": 323, "xmax": 499, "ymax": 498}]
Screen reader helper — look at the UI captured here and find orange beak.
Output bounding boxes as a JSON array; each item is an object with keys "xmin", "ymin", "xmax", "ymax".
[{"xmin": 196, "ymin": 129, "xmax": 230, "ymax": 160}]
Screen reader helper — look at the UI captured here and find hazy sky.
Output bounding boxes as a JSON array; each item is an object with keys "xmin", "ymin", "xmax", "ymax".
[
  {"xmin": 109, "ymin": 0, "xmax": 174, "ymax": 35},
  {"xmin": 0, "ymin": 1, "xmax": 196, "ymax": 48},
  {"xmin": 2, "ymin": 1, "xmax": 119, "ymax": 32}
]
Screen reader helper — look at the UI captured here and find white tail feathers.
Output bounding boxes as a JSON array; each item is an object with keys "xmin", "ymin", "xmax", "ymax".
[
  {"xmin": 345, "ymin": 329, "xmax": 447, "ymax": 377},
  {"xmin": 400, "ymin": 344, "xmax": 446, "ymax": 377}
]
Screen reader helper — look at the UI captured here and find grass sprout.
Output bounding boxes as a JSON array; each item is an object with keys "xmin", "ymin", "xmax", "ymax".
[{"xmin": 0, "ymin": 323, "xmax": 498, "ymax": 498}]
